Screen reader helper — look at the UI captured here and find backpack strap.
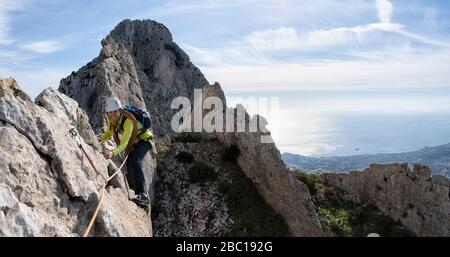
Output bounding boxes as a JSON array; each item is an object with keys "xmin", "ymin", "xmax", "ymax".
[
  {"xmin": 111, "ymin": 110, "xmax": 139, "ymax": 154},
  {"xmin": 111, "ymin": 121, "xmax": 120, "ymax": 147}
]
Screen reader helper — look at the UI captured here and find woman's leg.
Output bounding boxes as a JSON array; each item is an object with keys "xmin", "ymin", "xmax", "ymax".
[
  {"xmin": 128, "ymin": 140, "xmax": 151, "ymax": 195},
  {"xmin": 126, "ymin": 150, "xmax": 137, "ymax": 192}
]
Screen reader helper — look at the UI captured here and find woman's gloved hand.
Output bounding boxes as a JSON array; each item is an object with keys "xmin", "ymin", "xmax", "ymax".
[{"xmin": 102, "ymin": 150, "xmax": 113, "ymax": 159}]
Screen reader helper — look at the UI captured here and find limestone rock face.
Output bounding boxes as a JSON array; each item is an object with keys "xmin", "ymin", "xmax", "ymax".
[
  {"xmin": 0, "ymin": 78, "xmax": 151, "ymax": 237},
  {"xmin": 320, "ymin": 163, "xmax": 450, "ymax": 237},
  {"xmin": 35, "ymin": 88, "xmax": 99, "ymax": 149}
]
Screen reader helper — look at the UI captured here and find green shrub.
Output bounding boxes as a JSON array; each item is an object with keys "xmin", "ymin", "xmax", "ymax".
[
  {"xmin": 347, "ymin": 205, "xmax": 415, "ymax": 237},
  {"xmin": 188, "ymin": 162, "xmax": 218, "ymax": 184},
  {"xmin": 217, "ymin": 181, "xmax": 230, "ymax": 195},
  {"xmin": 155, "ymin": 140, "xmax": 171, "ymax": 162},
  {"xmin": 220, "ymin": 167, "xmax": 289, "ymax": 237},
  {"xmin": 176, "ymin": 151, "xmax": 194, "ymax": 164},
  {"xmin": 295, "ymin": 172, "xmax": 320, "ymax": 196},
  {"xmin": 222, "ymin": 145, "xmax": 240, "ymax": 163},
  {"xmin": 323, "ymin": 186, "xmax": 337, "ymax": 198}
]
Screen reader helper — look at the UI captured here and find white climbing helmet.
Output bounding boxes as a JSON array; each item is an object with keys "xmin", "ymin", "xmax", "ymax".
[{"xmin": 105, "ymin": 97, "xmax": 122, "ymax": 112}]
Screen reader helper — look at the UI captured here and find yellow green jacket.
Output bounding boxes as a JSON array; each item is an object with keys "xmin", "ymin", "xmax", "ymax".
[{"xmin": 101, "ymin": 115, "xmax": 153, "ymax": 157}]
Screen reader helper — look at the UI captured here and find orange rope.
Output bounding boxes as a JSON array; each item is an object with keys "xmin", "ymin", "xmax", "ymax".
[{"xmin": 82, "ymin": 155, "xmax": 129, "ymax": 237}]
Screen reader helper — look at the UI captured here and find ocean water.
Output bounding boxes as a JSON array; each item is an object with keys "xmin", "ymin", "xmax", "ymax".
[
  {"xmin": 315, "ymin": 113, "xmax": 450, "ymax": 157},
  {"xmin": 226, "ymin": 89, "xmax": 450, "ymax": 157}
]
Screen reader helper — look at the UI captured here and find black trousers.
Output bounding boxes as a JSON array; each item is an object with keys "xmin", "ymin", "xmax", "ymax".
[{"xmin": 126, "ymin": 140, "xmax": 151, "ymax": 195}]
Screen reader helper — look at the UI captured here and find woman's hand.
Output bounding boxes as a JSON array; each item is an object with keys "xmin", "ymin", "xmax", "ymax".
[{"xmin": 103, "ymin": 150, "xmax": 113, "ymax": 159}]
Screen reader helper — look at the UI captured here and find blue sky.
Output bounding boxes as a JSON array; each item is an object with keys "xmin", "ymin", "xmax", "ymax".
[{"xmin": 1, "ymin": 0, "xmax": 450, "ymax": 156}]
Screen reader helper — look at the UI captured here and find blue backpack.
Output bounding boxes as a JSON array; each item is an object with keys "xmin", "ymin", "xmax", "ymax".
[{"xmin": 123, "ymin": 105, "xmax": 152, "ymax": 132}]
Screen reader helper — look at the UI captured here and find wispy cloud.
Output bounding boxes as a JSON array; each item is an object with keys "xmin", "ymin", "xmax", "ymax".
[
  {"xmin": 240, "ymin": 22, "xmax": 405, "ymax": 52},
  {"xmin": 0, "ymin": 50, "xmax": 32, "ymax": 66},
  {"xmin": 376, "ymin": 0, "xmax": 393, "ymax": 23},
  {"xmin": 0, "ymin": 0, "xmax": 25, "ymax": 45},
  {"xmin": 395, "ymin": 30, "xmax": 450, "ymax": 48},
  {"xmin": 1, "ymin": 1, "xmax": 67, "ymax": 55},
  {"xmin": 184, "ymin": 1, "xmax": 407, "ymax": 66},
  {"xmin": 201, "ymin": 50, "xmax": 450, "ymax": 92},
  {"xmin": 225, "ymin": 0, "xmax": 445, "ymax": 55},
  {"xmin": 18, "ymin": 40, "xmax": 65, "ymax": 54},
  {"xmin": 135, "ymin": 0, "xmax": 263, "ymax": 18},
  {"xmin": 184, "ymin": 0, "xmax": 450, "ymax": 93}
]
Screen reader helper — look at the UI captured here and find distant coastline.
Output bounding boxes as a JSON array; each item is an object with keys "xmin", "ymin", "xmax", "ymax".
[{"xmin": 282, "ymin": 143, "xmax": 450, "ymax": 177}]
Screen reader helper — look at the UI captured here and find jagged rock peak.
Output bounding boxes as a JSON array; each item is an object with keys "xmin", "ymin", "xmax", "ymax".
[
  {"xmin": 107, "ymin": 19, "xmax": 173, "ymax": 51},
  {"xmin": 59, "ymin": 19, "xmax": 209, "ymax": 138}
]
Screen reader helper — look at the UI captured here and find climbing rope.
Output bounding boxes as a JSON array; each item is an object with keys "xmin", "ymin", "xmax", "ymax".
[
  {"xmin": 68, "ymin": 128, "xmax": 130, "ymax": 237},
  {"xmin": 69, "ymin": 128, "xmax": 106, "ymax": 180},
  {"xmin": 82, "ymin": 154, "xmax": 128, "ymax": 237}
]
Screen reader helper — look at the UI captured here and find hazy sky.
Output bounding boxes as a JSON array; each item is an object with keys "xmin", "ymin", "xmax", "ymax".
[{"xmin": 1, "ymin": 0, "xmax": 450, "ymax": 156}]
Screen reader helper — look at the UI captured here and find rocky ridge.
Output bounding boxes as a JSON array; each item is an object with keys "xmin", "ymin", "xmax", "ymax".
[{"xmin": 320, "ymin": 163, "xmax": 450, "ymax": 237}]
